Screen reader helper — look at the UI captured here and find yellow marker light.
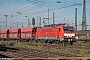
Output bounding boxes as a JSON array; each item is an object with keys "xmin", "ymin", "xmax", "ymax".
[
  {"xmin": 62, "ymin": 38, "xmax": 64, "ymax": 40},
  {"xmin": 68, "ymin": 39, "xmax": 70, "ymax": 42}
]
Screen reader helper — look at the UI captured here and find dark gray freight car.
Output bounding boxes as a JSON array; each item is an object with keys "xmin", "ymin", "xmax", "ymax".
[{"xmin": 76, "ymin": 30, "xmax": 90, "ymax": 41}]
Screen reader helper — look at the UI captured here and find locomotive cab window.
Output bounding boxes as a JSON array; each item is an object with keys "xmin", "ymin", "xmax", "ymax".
[
  {"xmin": 64, "ymin": 27, "xmax": 74, "ymax": 32},
  {"xmin": 69, "ymin": 28, "xmax": 74, "ymax": 31}
]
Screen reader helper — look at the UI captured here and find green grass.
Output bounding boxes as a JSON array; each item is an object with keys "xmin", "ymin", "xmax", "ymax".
[
  {"xmin": 73, "ymin": 41, "xmax": 90, "ymax": 47},
  {"xmin": 0, "ymin": 40, "xmax": 15, "ymax": 46},
  {"xmin": 0, "ymin": 40, "xmax": 90, "ymax": 57}
]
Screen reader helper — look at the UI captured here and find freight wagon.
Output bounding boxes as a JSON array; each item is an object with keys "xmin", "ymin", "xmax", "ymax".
[
  {"xmin": 76, "ymin": 30, "xmax": 90, "ymax": 41},
  {"xmin": 9, "ymin": 28, "xmax": 21, "ymax": 40},
  {"xmin": 0, "ymin": 29, "xmax": 9, "ymax": 40},
  {"xmin": 20, "ymin": 27, "xmax": 38, "ymax": 42}
]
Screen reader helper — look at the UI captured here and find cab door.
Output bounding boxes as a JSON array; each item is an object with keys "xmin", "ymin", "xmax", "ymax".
[
  {"xmin": 57, "ymin": 28, "xmax": 60, "ymax": 38},
  {"xmin": 58, "ymin": 28, "xmax": 63, "ymax": 41}
]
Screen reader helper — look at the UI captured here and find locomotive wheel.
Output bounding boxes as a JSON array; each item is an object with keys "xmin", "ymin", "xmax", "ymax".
[
  {"xmin": 26, "ymin": 40, "xmax": 29, "ymax": 42},
  {"xmin": 57, "ymin": 41, "xmax": 60, "ymax": 44},
  {"xmin": 70, "ymin": 41, "xmax": 73, "ymax": 45},
  {"xmin": 63, "ymin": 42, "xmax": 67, "ymax": 46},
  {"xmin": 49, "ymin": 41, "xmax": 53, "ymax": 44},
  {"xmin": 20, "ymin": 40, "xmax": 22, "ymax": 42},
  {"xmin": 36, "ymin": 40, "xmax": 38, "ymax": 43},
  {"xmin": 55, "ymin": 41, "xmax": 60, "ymax": 44},
  {"xmin": 45, "ymin": 40, "xmax": 48, "ymax": 43}
]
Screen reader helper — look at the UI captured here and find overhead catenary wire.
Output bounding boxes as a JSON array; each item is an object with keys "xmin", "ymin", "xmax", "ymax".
[
  {"xmin": 0, "ymin": 0, "xmax": 51, "ymax": 17},
  {"xmin": 8, "ymin": 5, "xmax": 86, "ymax": 23},
  {"xmin": 21, "ymin": 4, "xmax": 76, "ymax": 16},
  {"xmin": 0, "ymin": 0, "xmax": 9, "ymax": 4},
  {"xmin": 14, "ymin": 0, "xmax": 82, "ymax": 17},
  {"xmin": 0, "ymin": 0, "xmax": 78, "ymax": 17},
  {"xmin": 7, "ymin": 4, "xmax": 74, "ymax": 21},
  {"xmin": 10, "ymin": 7, "xmax": 90, "ymax": 27},
  {"xmin": 7, "ymin": 1, "xmax": 84, "ymax": 22},
  {"xmin": 0, "ymin": 0, "xmax": 39, "ymax": 16},
  {"xmin": 0, "ymin": 0, "xmax": 83, "ymax": 19},
  {"xmin": 1, "ymin": 0, "xmax": 90, "ymax": 27},
  {"xmin": 6, "ymin": 0, "xmax": 58, "ymax": 19}
]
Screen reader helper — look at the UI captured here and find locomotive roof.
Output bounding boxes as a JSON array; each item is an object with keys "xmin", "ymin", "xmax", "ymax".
[{"xmin": 44, "ymin": 23, "xmax": 67, "ymax": 27}]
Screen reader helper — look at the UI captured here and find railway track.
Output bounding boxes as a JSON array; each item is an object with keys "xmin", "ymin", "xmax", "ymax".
[
  {"xmin": 28, "ymin": 43, "xmax": 90, "ymax": 51},
  {"xmin": 0, "ymin": 41, "xmax": 90, "ymax": 59},
  {"xmin": 24, "ymin": 43, "xmax": 90, "ymax": 57},
  {"xmin": 0, "ymin": 46, "xmax": 86, "ymax": 59}
]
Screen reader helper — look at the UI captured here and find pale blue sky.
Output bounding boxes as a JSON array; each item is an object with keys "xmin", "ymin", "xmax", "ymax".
[{"xmin": 0, "ymin": 0, "xmax": 90, "ymax": 30}]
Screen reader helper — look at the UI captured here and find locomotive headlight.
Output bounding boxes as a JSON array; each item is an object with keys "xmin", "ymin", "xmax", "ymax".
[
  {"xmin": 64, "ymin": 34, "xmax": 75, "ymax": 37},
  {"xmin": 62, "ymin": 38, "xmax": 64, "ymax": 40},
  {"xmin": 71, "ymin": 39, "xmax": 72, "ymax": 41}
]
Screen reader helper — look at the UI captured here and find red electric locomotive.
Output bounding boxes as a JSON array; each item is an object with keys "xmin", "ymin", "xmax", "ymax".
[{"xmin": 36, "ymin": 24, "xmax": 76, "ymax": 45}]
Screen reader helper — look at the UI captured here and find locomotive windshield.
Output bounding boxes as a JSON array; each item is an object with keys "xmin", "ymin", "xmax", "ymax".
[{"xmin": 64, "ymin": 27, "xmax": 74, "ymax": 32}]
